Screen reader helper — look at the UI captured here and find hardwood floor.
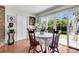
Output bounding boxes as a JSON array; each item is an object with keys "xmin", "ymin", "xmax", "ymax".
[{"xmin": 0, "ymin": 39, "xmax": 79, "ymax": 53}]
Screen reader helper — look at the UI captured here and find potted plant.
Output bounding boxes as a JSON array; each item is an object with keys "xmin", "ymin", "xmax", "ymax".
[
  {"xmin": 8, "ymin": 29, "xmax": 15, "ymax": 33},
  {"xmin": 40, "ymin": 22, "xmax": 46, "ymax": 34}
]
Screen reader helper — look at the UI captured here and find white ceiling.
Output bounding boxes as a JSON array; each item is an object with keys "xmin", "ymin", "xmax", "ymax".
[{"xmin": 6, "ymin": 5, "xmax": 55, "ymax": 14}]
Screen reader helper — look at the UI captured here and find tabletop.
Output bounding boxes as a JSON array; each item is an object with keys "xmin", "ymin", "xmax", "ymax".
[{"xmin": 35, "ymin": 32, "xmax": 53, "ymax": 39}]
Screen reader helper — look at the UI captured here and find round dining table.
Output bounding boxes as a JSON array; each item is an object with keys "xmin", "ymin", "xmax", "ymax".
[{"xmin": 35, "ymin": 32, "xmax": 53, "ymax": 53}]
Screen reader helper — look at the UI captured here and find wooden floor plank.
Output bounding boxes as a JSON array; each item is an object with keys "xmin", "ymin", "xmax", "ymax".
[{"xmin": 0, "ymin": 39, "xmax": 79, "ymax": 53}]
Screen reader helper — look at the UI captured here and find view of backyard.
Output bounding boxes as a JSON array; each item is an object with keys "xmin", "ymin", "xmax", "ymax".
[
  {"xmin": 48, "ymin": 17, "xmax": 67, "ymax": 45},
  {"xmin": 37, "ymin": 7, "xmax": 79, "ymax": 49}
]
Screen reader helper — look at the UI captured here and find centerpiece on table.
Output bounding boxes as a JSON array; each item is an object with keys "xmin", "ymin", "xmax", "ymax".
[{"xmin": 40, "ymin": 22, "xmax": 46, "ymax": 34}]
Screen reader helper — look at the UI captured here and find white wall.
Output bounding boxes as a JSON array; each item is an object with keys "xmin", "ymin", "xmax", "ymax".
[{"xmin": 5, "ymin": 6, "xmax": 35, "ymax": 43}]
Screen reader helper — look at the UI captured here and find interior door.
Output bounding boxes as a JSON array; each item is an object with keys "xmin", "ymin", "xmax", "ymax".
[{"xmin": 17, "ymin": 15, "xmax": 28, "ymax": 41}]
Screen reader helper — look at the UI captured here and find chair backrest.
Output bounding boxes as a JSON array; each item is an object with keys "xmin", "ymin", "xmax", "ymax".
[
  {"xmin": 52, "ymin": 30, "xmax": 60, "ymax": 48},
  {"xmin": 51, "ymin": 29, "xmax": 55, "ymax": 47},
  {"xmin": 27, "ymin": 29, "xmax": 36, "ymax": 45},
  {"xmin": 54, "ymin": 31, "xmax": 60, "ymax": 47}
]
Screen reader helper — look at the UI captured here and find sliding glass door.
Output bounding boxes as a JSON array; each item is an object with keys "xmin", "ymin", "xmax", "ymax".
[
  {"xmin": 46, "ymin": 14, "xmax": 68, "ymax": 46},
  {"xmin": 47, "ymin": 15, "xmax": 55, "ymax": 32},
  {"xmin": 68, "ymin": 8, "xmax": 79, "ymax": 49},
  {"xmin": 55, "ymin": 12, "xmax": 68, "ymax": 46}
]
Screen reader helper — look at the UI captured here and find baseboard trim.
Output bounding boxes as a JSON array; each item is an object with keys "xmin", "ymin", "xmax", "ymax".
[
  {"xmin": 0, "ymin": 38, "xmax": 28, "ymax": 47},
  {"xmin": 0, "ymin": 43, "xmax": 5, "ymax": 47}
]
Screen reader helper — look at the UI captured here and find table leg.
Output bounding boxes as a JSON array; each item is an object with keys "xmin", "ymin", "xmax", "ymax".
[
  {"xmin": 44, "ymin": 39, "xmax": 47, "ymax": 53},
  {"xmin": 44, "ymin": 47, "xmax": 47, "ymax": 53}
]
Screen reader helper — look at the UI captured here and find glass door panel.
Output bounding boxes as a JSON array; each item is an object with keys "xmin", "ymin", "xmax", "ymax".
[
  {"xmin": 69, "ymin": 10, "xmax": 79, "ymax": 49},
  {"xmin": 76, "ymin": 19, "xmax": 79, "ymax": 49},
  {"xmin": 55, "ymin": 12, "xmax": 68, "ymax": 46}
]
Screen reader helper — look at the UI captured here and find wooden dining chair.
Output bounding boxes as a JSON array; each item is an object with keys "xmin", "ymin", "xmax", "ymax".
[
  {"xmin": 48, "ymin": 30, "xmax": 60, "ymax": 53},
  {"xmin": 27, "ymin": 29, "xmax": 43, "ymax": 53}
]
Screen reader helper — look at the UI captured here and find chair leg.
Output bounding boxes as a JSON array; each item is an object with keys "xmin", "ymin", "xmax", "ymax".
[
  {"xmin": 56, "ymin": 48, "xmax": 59, "ymax": 53},
  {"xmin": 48, "ymin": 47, "xmax": 52, "ymax": 52},
  {"xmin": 34, "ymin": 46, "xmax": 40, "ymax": 53},
  {"xmin": 48, "ymin": 47, "xmax": 50, "ymax": 51},
  {"xmin": 52, "ymin": 48, "xmax": 55, "ymax": 53},
  {"xmin": 28, "ymin": 46, "xmax": 31, "ymax": 53},
  {"xmin": 33, "ymin": 46, "xmax": 39, "ymax": 53},
  {"xmin": 33, "ymin": 47, "xmax": 36, "ymax": 53},
  {"xmin": 40, "ymin": 45, "xmax": 43, "ymax": 53},
  {"xmin": 35, "ymin": 49, "xmax": 39, "ymax": 53}
]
